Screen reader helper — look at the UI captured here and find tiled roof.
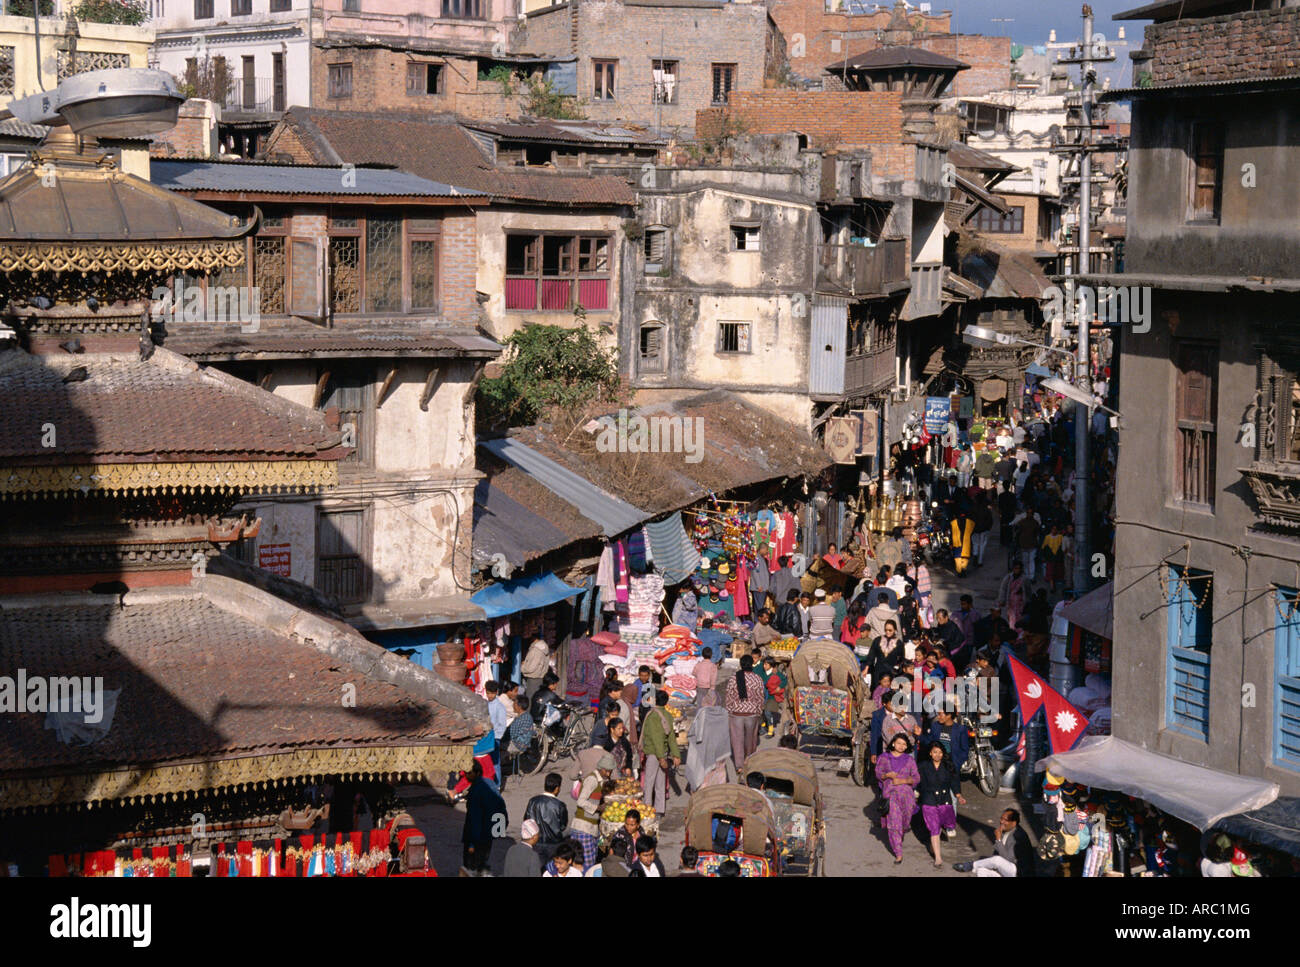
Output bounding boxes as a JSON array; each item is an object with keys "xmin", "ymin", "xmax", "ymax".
[
  {"xmin": 464, "ymin": 117, "xmax": 663, "ymax": 146},
  {"xmin": 0, "ymin": 581, "xmax": 486, "ymax": 781},
  {"xmin": 280, "ymin": 108, "xmax": 636, "ymax": 207},
  {"xmin": 151, "ymin": 158, "xmax": 485, "ymax": 198},
  {"xmin": 160, "ymin": 319, "xmax": 502, "ymax": 360},
  {"xmin": 0, "ymin": 348, "xmax": 343, "ymax": 464}
]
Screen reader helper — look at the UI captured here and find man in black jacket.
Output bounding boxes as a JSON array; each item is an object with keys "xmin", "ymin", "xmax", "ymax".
[
  {"xmin": 523, "ymin": 772, "xmax": 569, "ymax": 865},
  {"xmin": 954, "ymin": 808, "xmax": 1035, "ymax": 876},
  {"xmin": 773, "ymin": 589, "xmax": 804, "ymax": 638}
]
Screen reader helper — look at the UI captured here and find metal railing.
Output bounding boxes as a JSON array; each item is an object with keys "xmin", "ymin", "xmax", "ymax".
[{"xmin": 219, "ymin": 77, "xmax": 285, "ymax": 114}]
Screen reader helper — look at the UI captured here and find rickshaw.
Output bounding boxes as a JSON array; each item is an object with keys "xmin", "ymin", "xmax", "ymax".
[
  {"xmin": 785, "ymin": 638, "xmax": 871, "ymax": 784},
  {"xmin": 683, "ymin": 784, "xmax": 782, "ymax": 877},
  {"xmin": 742, "ymin": 747, "xmax": 826, "ymax": 876}
]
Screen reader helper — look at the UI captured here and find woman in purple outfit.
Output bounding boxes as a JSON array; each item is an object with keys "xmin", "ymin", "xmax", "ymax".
[
  {"xmin": 876, "ymin": 733, "xmax": 920, "ymax": 864},
  {"xmin": 916, "ymin": 740, "xmax": 966, "ymax": 868}
]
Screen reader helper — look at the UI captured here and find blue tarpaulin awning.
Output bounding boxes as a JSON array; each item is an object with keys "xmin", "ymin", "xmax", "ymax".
[{"xmin": 471, "ymin": 572, "xmax": 585, "ymax": 619}]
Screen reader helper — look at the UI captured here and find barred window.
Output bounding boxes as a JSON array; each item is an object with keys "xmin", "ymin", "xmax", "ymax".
[
  {"xmin": 253, "ymin": 237, "xmax": 286, "ymax": 315},
  {"xmin": 409, "ymin": 238, "xmax": 438, "ymax": 310},
  {"xmin": 329, "ymin": 236, "xmax": 361, "ymax": 313},
  {"xmin": 717, "ymin": 321, "xmax": 751, "ymax": 354},
  {"xmin": 365, "ymin": 216, "xmax": 402, "ymax": 312}
]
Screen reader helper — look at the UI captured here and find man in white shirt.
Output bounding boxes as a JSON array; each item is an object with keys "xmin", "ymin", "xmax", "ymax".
[
  {"xmin": 807, "ymin": 588, "xmax": 837, "ymax": 637},
  {"xmin": 632, "ymin": 835, "xmax": 666, "ymax": 876}
]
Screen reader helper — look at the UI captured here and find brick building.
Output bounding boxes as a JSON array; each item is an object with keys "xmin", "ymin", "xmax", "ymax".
[
  {"xmin": 150, "ymin": 158, "xmax": 500, "ymax": 637},
  {"xmin": 265, "ymin": 107, "xmax": 637, "ymax": 343},
  {"xmin": 768, "ymin": 0, "xmax": 1008, "ymax": 97},
  {"xmin": 509, "ymin": 0, "xmax": 781, "ymax": 136}
]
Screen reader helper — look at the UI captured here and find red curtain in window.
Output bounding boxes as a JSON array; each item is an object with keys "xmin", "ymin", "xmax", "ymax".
[
  {"xmin": 505, "ymin": 278, "xmax": 537, "ymax": 310},
  {"xmin": 541, "ymin": 279, "xmax": 571, "ymax": 310},
  {"xmin": 577, "ymin": 278, "xmax": 609, "ymax": 311}
]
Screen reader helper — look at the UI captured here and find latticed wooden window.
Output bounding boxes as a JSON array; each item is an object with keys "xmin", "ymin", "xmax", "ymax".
[
  {"xmin": 0, "ymin": 47, "xmax": 14, "ymax": 97},
  {"xmin": 57, "ymin": 50, "xmax": 130, "ymax": 81},
  {"xmin": 1257, "ymin": 348, "xmax": 1300, "ymax": 465},
  {"xmin": 1189, "ymin": 122, "xmax": 1224, "ymax": 221},
  {"xmin": 409, "ymin": 238, "xmax": 438, "ymax": 310},
  {"xmin": 329, "ymin": 236, "xmax": 360, "ymax": 313},
  {"xmin": 1175, "ymin": 341, "xmax": 1216, "ymax": 507},
  {"xmin": 365, "ymin": 216, "xmax": 401, "ymax": 312},
  {"xmin": 253, "ymin": 237, "xmax": 285, "ymax": 315}
]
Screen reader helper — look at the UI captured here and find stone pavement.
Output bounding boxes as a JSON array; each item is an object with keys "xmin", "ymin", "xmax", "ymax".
[{"xmin": 404, "ymin": 543, "xmax": 1035, "ymax": 877}]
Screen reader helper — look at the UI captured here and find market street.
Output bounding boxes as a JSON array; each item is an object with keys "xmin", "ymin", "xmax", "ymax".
[{"xmin": 411, "ymin": 551, "xmax": 1036, "ymax": 877}]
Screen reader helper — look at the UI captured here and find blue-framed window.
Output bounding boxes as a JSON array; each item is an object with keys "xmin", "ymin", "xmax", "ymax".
[
  {"xmin": 1166, "ymin": 565, "xmax": 1212, "ymax": 740},
  {"xmin": 1275, "ymin": 587, "xmax": 1300, "ymax": 770}
]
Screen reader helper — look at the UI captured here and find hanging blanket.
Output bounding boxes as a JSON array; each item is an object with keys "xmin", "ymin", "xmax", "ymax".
[{"xmin": 645, "ymin": 513, "xmax": 703, "ymax": 586}]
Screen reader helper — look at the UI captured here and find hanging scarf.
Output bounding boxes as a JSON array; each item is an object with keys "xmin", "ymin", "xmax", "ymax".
[{"xmin": 615, "ymin": 540, "xmax": 630, "ymax": 605}]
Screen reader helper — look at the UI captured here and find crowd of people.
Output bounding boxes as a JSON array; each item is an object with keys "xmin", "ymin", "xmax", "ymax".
[{"xmin": 456, "ymin": 384, "xmax": 1144, "ymax": 876}]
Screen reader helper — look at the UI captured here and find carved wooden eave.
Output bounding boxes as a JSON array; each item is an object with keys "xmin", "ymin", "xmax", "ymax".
[
  {"xmin": 0, "ymin": 743, "xmax": 472, "ymax": 812},
  {"xmin": 0, "ymin": 239, "xmax": 247, "ymax": 276},
  {"xmin": 0, "ymin": 460, "xmax": 339, "ymax": 500},
  {"xmin": 0, "ymin": 141, "xmax": 253, "ymax": 277},
  {"xmin": 1240, "ymin": 462, "xmax": 1300, "ymax": 534}
]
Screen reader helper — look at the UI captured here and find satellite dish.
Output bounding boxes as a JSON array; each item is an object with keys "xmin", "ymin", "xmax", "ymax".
[{"xmin": 6, "ymin": 69, "xmax": 184, "ymax": 139}]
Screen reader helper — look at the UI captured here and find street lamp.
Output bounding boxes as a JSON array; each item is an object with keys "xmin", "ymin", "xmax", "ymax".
[
  {"xmin": 1, "ymin": 68, "xmax": 184, "ymax": 139},
  {"xmin": 961, "ymin": 325, "xmax": 1073, "ymax": 359},
  {"xmin": 1039, "ymin": 376, "xmax": 1123, "ymax": 422}
]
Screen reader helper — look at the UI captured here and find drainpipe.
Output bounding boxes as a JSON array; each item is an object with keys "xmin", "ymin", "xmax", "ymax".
[{"xmin": 306, "ymin": 0, "xmax": 313, "ymax": 108}]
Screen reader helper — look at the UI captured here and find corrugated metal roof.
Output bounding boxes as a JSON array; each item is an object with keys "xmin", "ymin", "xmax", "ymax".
[
  {"xmin": 827, "ymin": 46, "xmax": 969, "ymax": 73},
  {"xmin": 1102, "ymin": 73, "xmax": 1300, "ymax": 100},
  {"xmin": 0, "ymin": 118, "xmax": 46, "ymax": 140},
  {"xmin": 151, "ymin": 159, "xmax": 485, "ymax": 197},
  {"xmin": 480, "ymin": 436, "xmax": 650, "ymax": 537}
]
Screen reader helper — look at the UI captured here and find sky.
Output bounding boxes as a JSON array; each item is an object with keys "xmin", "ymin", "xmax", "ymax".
[{"xmin": 941, "ymin": 0, "xmax": 1151, "ymax": 48}]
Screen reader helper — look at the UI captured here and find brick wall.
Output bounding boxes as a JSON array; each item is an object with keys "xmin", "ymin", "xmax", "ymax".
[
  {"xmin": 765, "ymin": 0, "xmax": 952, "ymax": 81},
  {"xmin": 513, "ymin": 0, "xmax": 772, "ymax": 135},
  {"xmin": 440, "ymin": 212, "xmax": 480, "ymax": 324},
  {"xmin": 311, "ymin": 48, "xmax": 479, "ymax": 113},
  {"xmin": 264, "ymin": 123, "xmax": 321, "ymax": 164},
  {"xmin": 1143, "ymin": 6, "xmax": 1300, "ymax": 85},
  {"xmin": 697, "ymin": 89, "xmax": 905, "ymax": 152},
  {"xmin": 916, "ymin": 34, "xmax": 1010, "ymax": 97},
  {"xmin": 151, "ymin": 99, "xmax": 217, "ymax": 159},
  {"xmin": 263, "ymin": 206, "xmax": 479, "ymax": 324}
]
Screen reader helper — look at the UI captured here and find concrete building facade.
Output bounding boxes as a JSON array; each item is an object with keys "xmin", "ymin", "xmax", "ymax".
[{"xmin": 1107, "ymin": 0, "xmax": 1300, "ymax": 796}]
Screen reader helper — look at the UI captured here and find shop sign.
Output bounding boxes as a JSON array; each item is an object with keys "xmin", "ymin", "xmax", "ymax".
[
  {"xmin": 258, "ymin": 543, "xmax": 291, "ymax": 578},
  {"xmin": 924, "ymin": 396, "xmax": 951, "ymax": 432}
]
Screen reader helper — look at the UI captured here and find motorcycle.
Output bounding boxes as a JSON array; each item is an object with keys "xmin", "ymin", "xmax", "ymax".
[{"xmin": 960, "ymin": 709, "xmax": 1002, "ymax": 797}]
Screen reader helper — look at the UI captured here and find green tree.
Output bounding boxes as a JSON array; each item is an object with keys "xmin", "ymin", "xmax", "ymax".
[
  {"xmin": 521, "ymin": 76, "xmax": 586, "ymax": 120},
  {"xmin": 478, "ymin": 322, "xmax": 621, "ymax": 431}
]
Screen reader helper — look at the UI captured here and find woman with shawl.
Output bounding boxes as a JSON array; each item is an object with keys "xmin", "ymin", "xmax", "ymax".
[{"xmin": 877, "ymin": 732, "xmax": 920, "ymax": 864}]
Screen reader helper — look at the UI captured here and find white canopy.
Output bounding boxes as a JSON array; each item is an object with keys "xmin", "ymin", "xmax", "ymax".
[{"xmin": 1035, "ymin": 735, "xmax": 1279, "ymax": 830}]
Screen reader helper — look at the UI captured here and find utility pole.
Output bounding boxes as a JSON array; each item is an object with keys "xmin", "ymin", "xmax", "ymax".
[{"xmin": 1053, "ymin": 5, "xmax": 1115, "ymax": 596}]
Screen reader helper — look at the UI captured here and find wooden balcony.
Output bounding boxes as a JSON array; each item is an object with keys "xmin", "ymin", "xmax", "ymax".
[{"xmin": 818, "ymin": 237, "xmax": 908, "ymax": 297}]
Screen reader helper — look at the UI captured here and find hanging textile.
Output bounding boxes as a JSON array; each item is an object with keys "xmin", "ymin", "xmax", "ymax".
[
  {"xmin": 626, "ymin": 529, "xmax": 649, "ymax": 573},
  {"xmin": 734, "ymin": 559, "xmax": 751, "ymax": 619},
  {"xmin": 615, "ymin": 541, "xmax": 630, "ymax": 605},
  {"xmin": 644, "ymin": 513, "xmax": 702, "ymax": 586}
]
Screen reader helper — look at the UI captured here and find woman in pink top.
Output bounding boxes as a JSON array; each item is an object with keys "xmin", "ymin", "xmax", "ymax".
[{"xmin": 694, "ymin": 648, "xmax": 719, "ymax": 707}]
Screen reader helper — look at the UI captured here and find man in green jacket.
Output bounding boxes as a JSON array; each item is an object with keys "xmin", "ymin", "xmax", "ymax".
[{"xmin": 640, "ymin": 691, "xmax": 680, "ymax": 814}]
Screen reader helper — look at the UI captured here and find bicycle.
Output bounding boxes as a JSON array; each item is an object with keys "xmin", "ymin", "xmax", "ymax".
[{"xmin": 529, "ymin": 701, "xmax": 594, "ymax": 771}]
